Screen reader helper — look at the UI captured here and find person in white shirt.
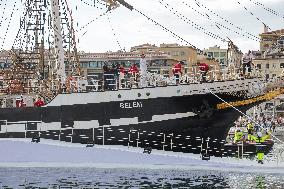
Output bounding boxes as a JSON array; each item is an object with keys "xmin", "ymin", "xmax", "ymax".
[{"xmin": 139, "ymin": 53, "xmax": 148, "ymax": 87}]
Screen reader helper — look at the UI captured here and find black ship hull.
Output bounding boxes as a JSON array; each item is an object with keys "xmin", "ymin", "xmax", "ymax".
[{"xmin": 0, "ymin": 79, "xmax": 276, "ymax": 156}]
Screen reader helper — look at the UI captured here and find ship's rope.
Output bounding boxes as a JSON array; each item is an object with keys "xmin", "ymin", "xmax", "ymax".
[
  {"xmin": 182, "ymin": 1, "xmax": 260, "ymax": 42},
  {"xmin": 192, "ymin": 0, "xmax": 260, "ymax": 42},
  {"xmin": 200, "ymin": 82, "xmax": 284, "ymax": 144},
  {"xmin": 0, "ymin": 0, "xmax": 7, "ymax": 27},
  {"xmin": 79, "ymin": 0, "xmax": 104, "ymax": 11},
  {"xmin": 0, "ymin": 0, "xmax": 18, "ymax": 50},
  {"xmin": 12, "ymin": 1, "xmax": 28, "ymax": 49},
  {"xmin": 106, "ymin": 12, "xmax": 125, "ymax": 52},
  {"xmin": 158, "ymin": 0, "xmax": 226, "ymax": 42},
  {"xmin": 248, "ymin": 0, "xmax": 284, "ymax": 21},
  {"xmin": 133, "ymin": 8, "xmax": 200, "ymax": 51},
  {"xmin": 78, "ymin": 0, "xmax": 200, "ymax": 51},
  {"xmin": 76, "ymin": 10, "xmax": 111, "ymax": 33},
  {"xmin": 235, "ymin": 0, "xmax": 278, "ymax": 36}
]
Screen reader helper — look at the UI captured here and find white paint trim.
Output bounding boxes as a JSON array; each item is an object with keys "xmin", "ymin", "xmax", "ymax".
[
  {"xmin": 40, "ymin": 122, "xmax": 61, "ymax": 131},
  {"xmin": 110, "ymin": 117, "xmax": 138, "ymax": 126},
  {"xmin": 47, "ymin": 79, "xmax": 262, "ymax": 106},
  {"xmin": 73, "ymin": 120, "xmax": 100, "ymax": 129},
  {"xmin": 6, "ymin": 124, "xmax": 26, "ymax": 132}
]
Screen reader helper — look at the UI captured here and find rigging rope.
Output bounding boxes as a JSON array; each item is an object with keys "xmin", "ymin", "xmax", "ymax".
[
  {"xmin": 76, "ymin": 10, "xmax": 111, "ymax": 33},
  {"xmin": 0, "ymin": 0, "xmax": 18, "ymax": 50},
  {"xmin": 248, "ymin": 0, "xmax": 284, "ymax": 20},
  {"xmin": 182, "ymin": 1, "xmax": 260, "ymax": 42},
  {"xmin": 0, "ymin": 0, "xmax": 7, "ymax": 27},
  {"xmin": 193, "ymin": 0, "xmax": 260, "ymax": 41},
  {"xmin": 235, "ymin": 0, "xmax": 278, "ymax": 35},
  {"xmin": 203, "ymin": 84, "xmax": 284, "ymax": 144},
  {"xmin": 158, "ymin": 0, "xmax": 226, "ymax": 43},
  {"xmin": 79, "ymin": 0, "xmax": 104, "ymax": 10},
  {"xmin": 12, "ymin": 0, "xmax": 28, "ymax": 49},
  {"xmin": 106, "ymin": 12, "xmax": 124, "ymax": 52},
  {"xmin": 79, "ymin": 0, "xmax": 200, "ymax": 51},
  {"xmin": 133, "ymin": 7, "xmax": 199, "ymax": 51}
]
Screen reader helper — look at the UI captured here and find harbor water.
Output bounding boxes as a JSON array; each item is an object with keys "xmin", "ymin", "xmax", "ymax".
[{"xmin": 0, "ymin": 167, "xmax": 284, "ymax": 188}]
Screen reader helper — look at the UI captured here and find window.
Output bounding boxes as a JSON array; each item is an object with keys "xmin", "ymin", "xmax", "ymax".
[
  {"xmin": 207, "ymin": 52, "xmax": 213, "ymax": 58},
  {"xmin": 97, "ymin": 61, "xmax": 103, "ymax": 68},
  {"xmin": 266, "ymin": 74, "xmax": 270, "ymax": 79},
  {"xmin": 213, "ymin": 52, "xmax": 219, "ymax": 57},
  {"xmin": 220, "ymin": 52, "xmax": 226, "ymax": 57},
  {"xmin": 180, "ymin": 51, "xmax": 185, "ymax": 56},
  {"xmin": 89, "ymin": 61, "xmax": 97, "ymax": 68},
  {"xmin": 280, "ymin": 63, "xmax": 284, "ymax": 68},
  {"xmin": 257, "ymin": 64, "xmax": 261, "ymax": 69},
  {"xmin": 266, "ymin": 64, "xmax": 269, "ymax": 69},
  {"xmin": 272, "ymin": 74, "xmax": 276, "ymax": 78},
  {"xmin": 80, "ymin": 62, "xmax": 90, "ymax": 68},
  {"xmin": 171, "ymin": 51, "xmax": 179, "ymax": 56}
]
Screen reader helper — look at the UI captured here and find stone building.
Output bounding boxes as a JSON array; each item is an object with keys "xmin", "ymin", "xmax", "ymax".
[
  {"xmin": 130, "ymin": 43, "xmax": 197, "ymax": 67},
  {"xmin": 253, "ymin": 53, "xmax": 284, "ymax": 79},
  {"xmin": 203, "ymin": 45, "xmax": 228, "ymax": 67},
  {"xmin": 259, "ymin": 26, "xmax": 284, "ymax": 53}
]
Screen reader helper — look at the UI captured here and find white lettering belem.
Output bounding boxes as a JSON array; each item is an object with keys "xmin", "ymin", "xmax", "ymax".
[{"xmin": 120, "ymin": 101, "xmax": 143, "ymax": 109}]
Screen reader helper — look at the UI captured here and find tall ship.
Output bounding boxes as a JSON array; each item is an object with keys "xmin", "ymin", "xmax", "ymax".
[{"xmin": 0, "ymin": 0, "xmax": 282, "ymax": 157}]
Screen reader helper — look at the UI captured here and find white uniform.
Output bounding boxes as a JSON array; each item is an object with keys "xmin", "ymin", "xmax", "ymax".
[{"xmin": 139, "ymin": 57, "xmax": 147, "ymax": 87}]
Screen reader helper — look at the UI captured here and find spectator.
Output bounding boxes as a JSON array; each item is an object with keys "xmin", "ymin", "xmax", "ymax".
[
  {"xmin": 172, "ymin": 61, "xmax": 183, "ymax": 84},
  {"xmin": 103, "ymin": 62, "xmax": 110, "ymax": 90},
  {"xmin": 197, "ymin": 62, "xmax": 209, "ymax": 82},
  {"xmin": 128, "ymin": 63, "xmax": 139, "ymax": 75},
  {"xmin": 242, "ymin": 50, "xmax": 254, "ymax": 76},
  {"xmin": 128, "ymin": 63, "xmax": 139, "ymax": 88},
  {"xmin": 34, "ymin": 97, "xmax": 45, "ymax": 107},
  {"xmin": 139, "ymin": 53, "xmax": 148, "ymax": 87}
]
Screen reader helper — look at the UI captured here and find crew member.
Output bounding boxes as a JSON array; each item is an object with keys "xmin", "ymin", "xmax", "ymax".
[
  {"xmin": 250, "ymin": 131, "xmax": 270, "ymax": 164},
  {"xmin": 34, "ymin": 97, "xmax": 45, "ymax": 107},
  {"xmin": 247, "ymin": 122, "xmax": 254, "ymax": 141},
  {"xmin": 172, "ymin": 61, "xmax": 183, "ymax": 84},
  {"xmin": 103, "ymin": 62, "xmax": 110, "ymax": 90},
  {"xmin": 117, "ymin": 63, "xmax": 125, "ymax": 88},
  {"xmin": 139, "ymin": 53, "xmax": 148, "ymax": 87},
  {"xmin": 234, "ymin": 129, "xmax": 244, "ymax": 143},
  {"xmin": 197, "ymin": 62, "xmax": 209, "ymax": 82},
  {"xmin": 128, "ymin": 63, "xmax": 139, "ymax": 75},
  {"xmin": 128, "ymin": 63, "xmax": 139, "ymax": 87},
  {"xmin": 242, "ymin": 50, "xmax": 254, "ymax": 76}
]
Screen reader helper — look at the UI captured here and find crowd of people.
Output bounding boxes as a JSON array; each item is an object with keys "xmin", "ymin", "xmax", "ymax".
[
  {"xmin": 234, "ymin": 113, "xmax": 283, "ymax": 135},
  {"xmin": 230, "ymin": 111, "xmax": 283, "ymax": 164}
]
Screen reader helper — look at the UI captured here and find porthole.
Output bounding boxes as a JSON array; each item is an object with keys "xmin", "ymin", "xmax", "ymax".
[
  {"xmin": 146, "ymin": 92, "xmax": 150, "ymax": 96},
  {"xmin": 118, "ymin": 94, "xmax": 122, "ymax": 98},
  {"xmin": 138, "ymin": 93, "xmax": 141, "ymax": 97}
]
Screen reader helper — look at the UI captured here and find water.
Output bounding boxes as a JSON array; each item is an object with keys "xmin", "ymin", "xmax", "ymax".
[{"xmin": 0, "ymin": 168, "xmax": 284, "ymax": 188}]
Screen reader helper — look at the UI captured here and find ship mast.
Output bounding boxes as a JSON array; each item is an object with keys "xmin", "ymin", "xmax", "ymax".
[{"xmin": 50, "ymin": 0, "xmax": 66, "ymax": 83}]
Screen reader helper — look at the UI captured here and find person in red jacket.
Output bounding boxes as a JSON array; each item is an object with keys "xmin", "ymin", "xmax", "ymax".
[
  {"xmin": 34, "ymin": 97, "xmax": 45, "ymax": 107},
  {"xmin": 128, "ymin": 63, "xmax": 139, "ymax": 75},
  {"xmin": 172, "ymin": 61, "xmax": 183, "ymax": 84},
  {"xmin": 128, "ymin": 63, "xmax": 139, "ymax": 87},
  {"xmin": 197, "ymin": 62, "xmax": 209, "ymax": 82}
]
